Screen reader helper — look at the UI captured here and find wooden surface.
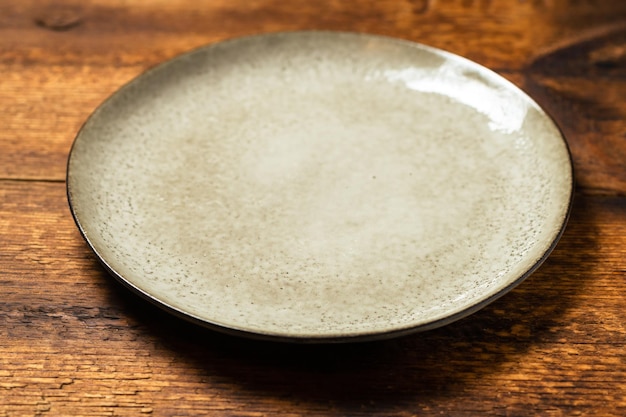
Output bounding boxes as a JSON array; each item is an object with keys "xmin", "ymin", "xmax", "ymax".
[{"xmin": 1, "ymin": 0, "xmax": 625, "ymax": 415}]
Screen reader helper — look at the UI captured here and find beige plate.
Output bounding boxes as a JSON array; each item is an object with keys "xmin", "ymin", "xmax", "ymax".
[{"xmin": 67, "ymin": 31, "xmax": 573, "ymax": 342}]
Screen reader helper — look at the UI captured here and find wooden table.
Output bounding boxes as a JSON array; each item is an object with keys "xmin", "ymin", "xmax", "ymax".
[{"xmin": 2, "ymin": 1, "xmax": 625, "ymax": 415}]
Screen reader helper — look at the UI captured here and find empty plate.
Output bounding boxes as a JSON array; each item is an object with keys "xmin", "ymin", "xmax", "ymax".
[{"xmin": 67, "ymin": 31, "xmax": 573, "ymax": 342}]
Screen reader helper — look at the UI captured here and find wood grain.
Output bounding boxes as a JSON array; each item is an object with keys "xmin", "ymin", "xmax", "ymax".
[
  {"xmin": 1, "ymin": 0, "xmax": 626, "ymax": 193},
  {"xmin": 524, "ymin": 23, "xmax": 626, "ymax": 194},
  {"xmin": 1, "ymin": 181, "xmax": 625, "ymax": 415},
  {"xmin": 2, "ymin": 0, "xmax": 626, "ymax": 416}
]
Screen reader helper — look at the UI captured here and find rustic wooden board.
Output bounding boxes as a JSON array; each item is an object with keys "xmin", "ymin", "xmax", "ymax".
[
  {"xmin": 2, "ymin": 1, "xmax": 626, "ymax": 416},
  {"xmin": 1, "ymin": 181, "xmax": 625, "ymax": 416}
]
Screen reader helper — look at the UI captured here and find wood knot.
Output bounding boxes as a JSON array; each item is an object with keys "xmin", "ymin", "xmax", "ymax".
[{"xmin": 34, "ymin": 6, "xmax": 83, "ymax": 31}]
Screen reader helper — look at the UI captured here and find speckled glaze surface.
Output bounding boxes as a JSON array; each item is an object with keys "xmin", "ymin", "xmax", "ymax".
[{"xmin": 67, "ymin": 31, "xmax": 573, "ymax": 342}]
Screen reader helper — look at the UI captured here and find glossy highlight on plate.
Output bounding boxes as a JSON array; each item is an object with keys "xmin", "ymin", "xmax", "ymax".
[{"xmin": 66, "ymin": 31, "xmax": 573, "ymax": 342}]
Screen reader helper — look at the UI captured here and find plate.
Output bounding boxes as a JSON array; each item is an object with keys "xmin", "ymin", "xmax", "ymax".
[{"xmin": 67, "ymin": 31, "xmax": 573, "ymax": 342}]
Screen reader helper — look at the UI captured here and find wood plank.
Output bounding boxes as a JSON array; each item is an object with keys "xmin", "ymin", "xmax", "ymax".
[
  {"xmin": 1, "ymin": 0, "xmax": 625, "ymax": 193},
  {"xmin": 0, "ymin": 64, "xmax": 141, "ymax": 181},
  {"xmin": 1, "ymin": 181, "xmax": 625, "ymax": 416},
  {"xmin": 523, "ymin": 24, "xmax": 626, "ymax": 194},
  {"xmin": 1, "ymin": 0, "xmax": 624, "ymax": 68}
]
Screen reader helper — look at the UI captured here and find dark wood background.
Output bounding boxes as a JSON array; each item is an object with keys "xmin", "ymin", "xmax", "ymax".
[{"xmin": 1, "ymin": 1, "xmax": 625, "ymax": 415}]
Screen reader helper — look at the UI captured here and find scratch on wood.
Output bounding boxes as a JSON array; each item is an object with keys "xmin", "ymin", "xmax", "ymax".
[
  {"xmin": 527, "ymin": 21, "xmax": 626, "ymax": 69},
  {"xmin": 58, "ymin": 379, "xmax": 74, "ymax": 389}
]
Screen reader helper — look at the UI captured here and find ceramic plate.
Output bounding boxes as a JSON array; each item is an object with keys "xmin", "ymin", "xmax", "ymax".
[{"xmin": 67, "ymin": 31, "xmax": 573, "ymax": 342}]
